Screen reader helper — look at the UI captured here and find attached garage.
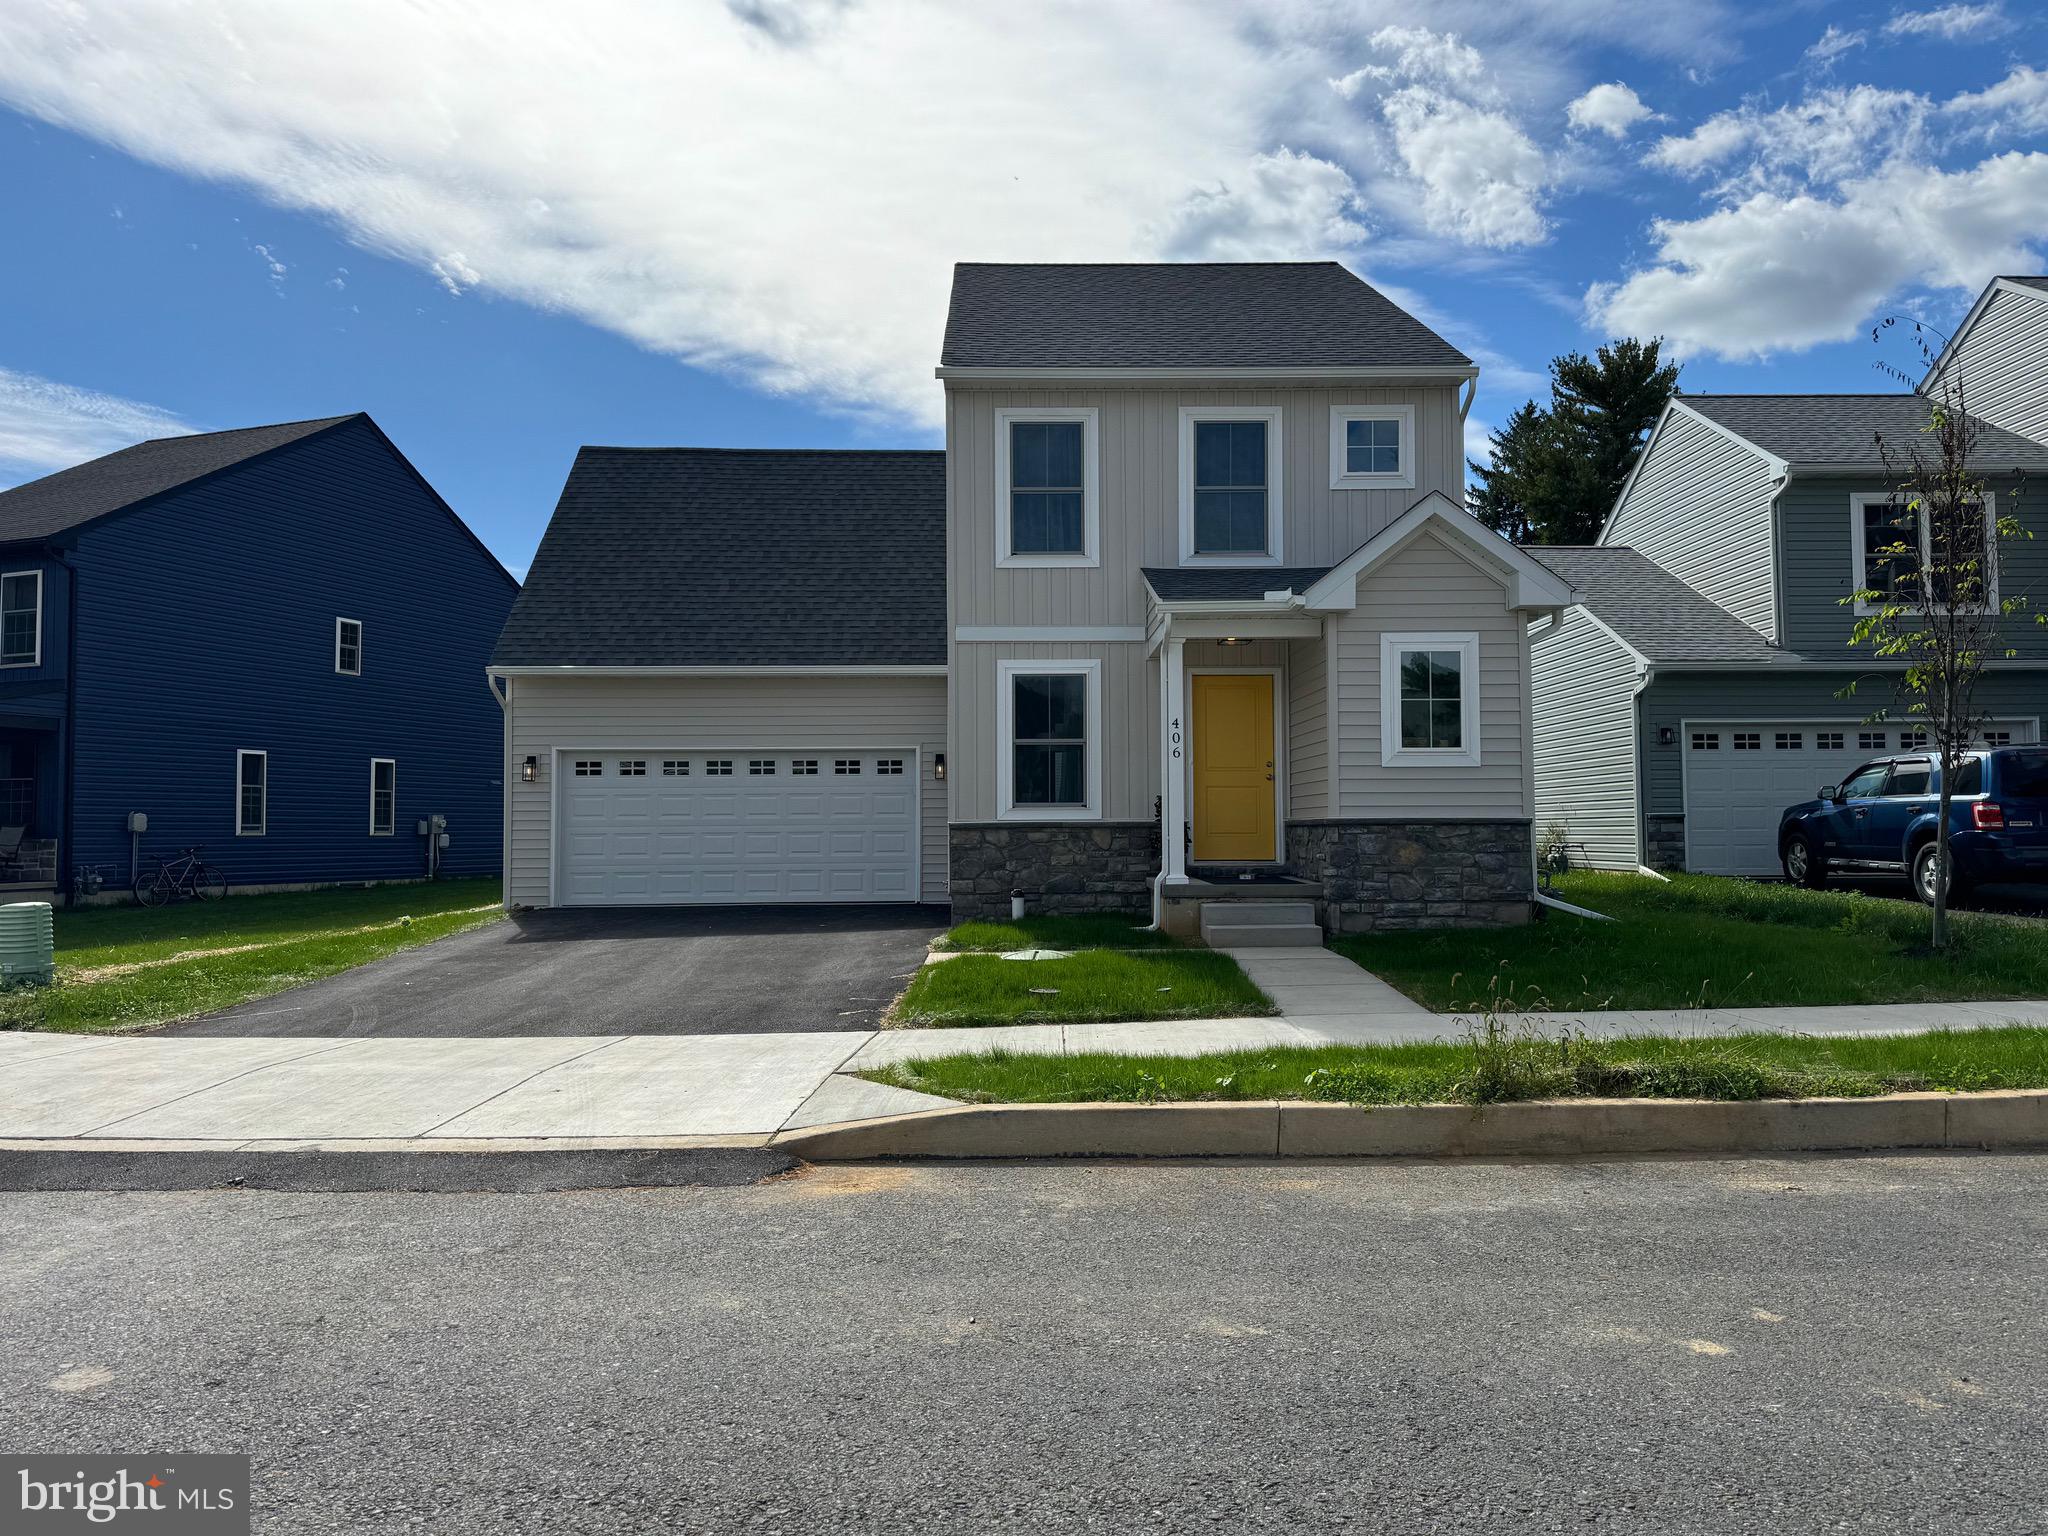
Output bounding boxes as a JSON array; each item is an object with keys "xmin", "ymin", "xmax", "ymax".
[
  {"xmin": 556, "ymin": 749, "xmax": 921, "ymax": 905},
  {"xmin": 1683, "ymin": 718, "xmax": 2041, "ymax": 876}
]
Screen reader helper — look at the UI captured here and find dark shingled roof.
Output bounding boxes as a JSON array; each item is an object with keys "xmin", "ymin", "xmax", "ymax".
[
  {"xmin": 942, "ymin": 263, "xmax": 1472, "ymax": 371},
  {"xmin": 1141, "ymin": 566, "xmax": 1332, "ymax": 602},
  {"xmin": 492, "ymin": 448, "xmax": 945, "ymax": 668},
  {"xmin": 1681, "ymin": 395, "xmax": 2048, "ymax": 473},
  {"xmin": 1523, "ymin": 546, "xmax": 1791, "ymax": 664},
  {"xmin": 0, "ymin": 415, "xmax": 356, "ymax": 542},
  {"xmin": 2002, "ymin": 276, "xmax": 2048, "ymax": 294}
]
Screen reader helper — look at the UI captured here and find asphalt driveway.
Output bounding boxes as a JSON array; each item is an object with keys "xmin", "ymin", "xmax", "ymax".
[{"xmin": 176, "ymin": 904, "xmax": 948, "ymax": 1037}]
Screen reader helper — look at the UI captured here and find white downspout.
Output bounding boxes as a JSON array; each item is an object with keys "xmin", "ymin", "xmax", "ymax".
[{"xmin": 1148, "ymin": 633, "xmax": 1190, "ymax": 929}]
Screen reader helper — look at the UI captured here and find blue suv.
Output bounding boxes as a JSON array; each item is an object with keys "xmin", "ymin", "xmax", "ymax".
[{"xmin": 1778, "ymin": 747, "xmax": 2048, "ymax": 904}]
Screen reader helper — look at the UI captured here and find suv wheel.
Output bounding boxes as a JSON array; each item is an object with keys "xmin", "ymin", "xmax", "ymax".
[
  {"xmin": 1782, "ymin": 834, "xmax": 1826, "ymax": 889},
  {"xmin": 1912, "ymin": 842, "xmax": 1968, "ymax": 907}
]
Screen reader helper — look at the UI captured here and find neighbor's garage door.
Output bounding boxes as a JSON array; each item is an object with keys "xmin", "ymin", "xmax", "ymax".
[
  {"xmin": 558, "ymin": 751, "xmax": 918, "ymax": 905},
  {"xmin": 1684, "ymin": 720, "xmax": 2038, "ymax": 876}
]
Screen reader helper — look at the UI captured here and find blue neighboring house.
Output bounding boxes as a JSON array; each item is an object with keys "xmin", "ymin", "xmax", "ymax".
[{"xmin": 0, "ymin": 413, "xmax": 518, "ymax": 899}]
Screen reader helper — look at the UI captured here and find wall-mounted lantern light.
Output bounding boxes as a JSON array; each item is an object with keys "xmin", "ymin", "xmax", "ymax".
[
  {"xmin": 934, "ymin": 753, "xmax": 947, "ymax": 781},
  {"xmin": 1657, "ymin": 727, "xmax": 1676, "ymax": 747},
  {"xmin": 523, "ymin": 755, "xmax": 539, "ymax": 783}
]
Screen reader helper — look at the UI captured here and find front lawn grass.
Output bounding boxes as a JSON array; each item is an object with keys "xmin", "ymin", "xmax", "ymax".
[
  {"xmin": 893, "ymin": 949, "xmax": 1273, "ymax": 1027},
  {"xmin": 0, "ymin": 878, "xmax": 504, "ymax": 1034},
  {"xmin": 932, "ymin": 912, "xmax": 1175, "ymax": 952},
  {"xmin": 863, "ymin": 1026, "xmax": 2048, "ymax": 1106},
  {"xmin": 1337, "ymin": 871, "xmax": 2048, "ymax": 1011}
]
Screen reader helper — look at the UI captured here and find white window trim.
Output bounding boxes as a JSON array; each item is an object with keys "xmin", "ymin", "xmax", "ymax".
[
  {"xmin": 1848, "ymin": 490, "xmax": 1998, "ymax": 616},
  {"xmin": 996, "ymin": 658, "xmax": 1102, "ymax": 821},
  {"xmin": 236, "ymin": 749, "xmax": 268, "ymax": 837},
  {"xmin": 369, "ymin": 757, "xmax": 396, "ymax": 836},
  {"xmin": 1380, "ymin": 632, "xmax": 1481, "ymax": 768},
  {"xmin": 995, "ymin": 408, "xmax": 1100, "ymax": 569},
  {"xmin": 1328, "ymin": 403, "xmax": 1416, "ymax": 491},
  {"xmin": 0, "ymin": 569, "xmax": 42, "ymax": 669},
  {"xmin": 1177, "ymin": 405, "xmax": 1284, "ymax": 566},
  {"xmin": 335, "ymin": 616, "xmax": 364, "ymax": 676}
]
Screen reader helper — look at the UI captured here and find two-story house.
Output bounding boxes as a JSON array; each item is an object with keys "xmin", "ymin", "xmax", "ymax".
[
  {"xmin": 1530, "ymin": 275, "xmax": 2048, "ymax": 878},
  {"xmin": 0, "ymin": 413, "xmax": 518, "ymax": 899},
  {"xmin": 493, "ymin": 262, "xmax": 1572, "ymax": 932}
]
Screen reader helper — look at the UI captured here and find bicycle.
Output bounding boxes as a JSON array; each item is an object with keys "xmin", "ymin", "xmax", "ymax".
[{"xmin": 135, "ymin": 846, "xmax": 228, "ymax": 906}]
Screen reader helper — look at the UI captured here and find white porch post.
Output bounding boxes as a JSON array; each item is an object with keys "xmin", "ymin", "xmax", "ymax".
[{"xmin": 1161, "ymin": 635, "xmax": 1188, "ymax": 885}]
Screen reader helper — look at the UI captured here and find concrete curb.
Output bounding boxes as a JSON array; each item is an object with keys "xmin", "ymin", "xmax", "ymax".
[{"xmin": 769, "ymin": 1090, "xmax": 2048, "ymax": 1161}]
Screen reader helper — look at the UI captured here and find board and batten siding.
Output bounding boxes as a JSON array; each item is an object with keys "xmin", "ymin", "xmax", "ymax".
[
  {"xmin": 1777, "ymin": 472, "xmax": 2047, "ymax": 658},
  {"xmin": 1605, "ymin": 408, "xmax": 1781, "ymax": 641},
  {"xmin": 1330, "ymin": 531, "xmax": 1531, "ymax": 819},
  {"xmin": 945, "ymin": 382, "xmax": 1465, "ymax": 632},
  {"xmin": 1529, "ymin": 609, "xmax": 1641, "ymax": 868},
  {"xmin": 503, "ymin": 674, "xmax": 949, "ymax": 907},
  {"xmin": 1927, "ymin": 285, "xmax": 2048, "ymax": 446},
  {"xmin": 1285, "ymin": 634, "xmax": 1329, "ymax": 819}
]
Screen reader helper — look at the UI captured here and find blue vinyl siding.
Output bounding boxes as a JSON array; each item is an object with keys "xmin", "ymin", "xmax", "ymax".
[{"xmin": 61, "ymin": 417, "xmax": 515, "ymax": 888}]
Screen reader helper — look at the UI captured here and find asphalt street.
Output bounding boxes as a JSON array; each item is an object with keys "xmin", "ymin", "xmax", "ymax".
[
  {"xmin": 4, "ymin": 1153, "xmax": 2046, "ymax": 1534},
  {"xmin": 175, "ymin": 903, "xmax": 948, "ymax": 1036}
]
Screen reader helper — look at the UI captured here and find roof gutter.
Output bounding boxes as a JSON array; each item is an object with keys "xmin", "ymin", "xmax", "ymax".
[
  {"xmin": 934, "ymin": 364, "xmax": 1479, "ymax": 383},
  {"xmin": 486, "ymin": 664, "xmax": 948, "ymax": 678}
]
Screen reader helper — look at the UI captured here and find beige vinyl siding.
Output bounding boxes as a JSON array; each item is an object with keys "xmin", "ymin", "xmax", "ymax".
[
  {"xmin": 503, "ymin": 674, "xmax": 948, "ymax": 907},
  {"xmin": 1530, "ymin": 609, "xmax": 1641, "ymax": 869},
  {"xmin": 946, "ymin": 382, "xmax": 1464, "ymax": 631},
  {"xmin": 1330, "ymin": 531, "xmax": 1531, "ymax": 819},
  {"xmin": 1928, "ymin": 286, "xmax": 2048, "ymax": 445},
  {"xmin": 1286, "ymin": 634, "xmax": 1329, "ymax": 819},
  {"xmin": 1606, "ymin": 407, "xmax": 1781, "ymax": 641},
  {"xmin": 949, "ymin": 641, "xmax": 1156, "ymax": 823}
]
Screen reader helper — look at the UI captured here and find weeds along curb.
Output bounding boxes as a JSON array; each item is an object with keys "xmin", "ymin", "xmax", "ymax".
[{"xmin": 769, "ymin": 1089, "xmax": 2048, "ymax": 1160}]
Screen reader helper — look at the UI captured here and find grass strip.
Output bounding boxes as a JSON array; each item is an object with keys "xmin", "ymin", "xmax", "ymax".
[
  {"xmin": 931, "ymin": 913, "xmax": 1176, "ymax": 952},
  {"xmin": 894, "ymin": 949, "xmax": 1274, "ymax": 1027},
  {"xmin": 862, "ymin": 1026, "xmax": 2048, "ymax": 1105}
]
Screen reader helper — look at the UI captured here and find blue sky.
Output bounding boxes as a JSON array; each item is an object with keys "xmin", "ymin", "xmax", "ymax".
[{"xmin": 0, "ymin": 0, "xmax": 2043, "ymax": 575}]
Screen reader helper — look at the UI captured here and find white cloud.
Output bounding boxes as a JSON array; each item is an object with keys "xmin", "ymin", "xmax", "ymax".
[
  {"xmin": 1566, "ymin": 82, "xmax": 1656, "ymax": 139},
  {"xmin": 0, "ymin": 367, "xmax": 192, "ymax": 484},
  {"xmin": 1946, "ymin": 66, "xmax": 2048, "ymax": 136},
  {"xmin": 1645, "ymin": 85, "xmax": 1929, "ymax": 189},
  {"xmin": 1381, "ymin": 90, "xmax": 1550, "ymax": 247},
  {"xmin": 1588, "ymin": 152, "xmax": 2048, "ymax": 357},
  {"xmin": 253, "ymin": 241, "xmax": 287, "ymax": 285},
  {"xmin": 1883, "ymin": 3, "xmax": 2012, "ymax": 40},
  {"xmin": 1157, "ymin": 148, "xmax": 1370, "ymax": 261},
  {"xmin": 1804, "ymin": 25, "xmax": 1867, "ymax": 64},
  {"xmin": 1331, "ymin": 25, "xmax": 1491, "ymax": 96}
]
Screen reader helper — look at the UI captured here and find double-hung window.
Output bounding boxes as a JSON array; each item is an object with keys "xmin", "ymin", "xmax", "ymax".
[
  {"xmin": 1851, "ymin": 491, "xmax": 1997, "ymax": 613},
  {"xmin": 996, "ymin": 409, "xmax": 1098, "ymax": 566},
  {"xmin": 1380, "ymin": 633, "xmax": 1480, "ymax": 768},
  {"xmin": 335, "ymin": 617, "xmax": 363, "ymax": 676},
  {"xmin": 1329, "ymin": 405, "xmax": 1416, "ymax": 490},
  {"xmin": 1180, "ymin": 407, "xmax": 1282, "ymax": 562},
  {"xmin": 0, "ymin": 571, "xmax": 41, "ymax": 667},
  {"xmin": 997, "ymin": 660, "xmax": 1100, "ymax": 819},
  {"xmin": 369, "ymin": 758, "xmax": 396, "ymax": 836},
  {"xmin": 237, "ymin": 750, "xmax": 268, "ymax": 836}
]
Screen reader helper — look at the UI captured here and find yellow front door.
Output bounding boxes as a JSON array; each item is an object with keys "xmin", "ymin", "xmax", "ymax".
[{"xmin": 1191, "ymin": 673, "xmax": 1276, "ymax": 863}]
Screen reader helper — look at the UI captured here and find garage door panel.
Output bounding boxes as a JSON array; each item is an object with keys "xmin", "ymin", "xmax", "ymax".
[{"xmin": 559, "ymin": 751, "xmax": 919, "ymax": 906}]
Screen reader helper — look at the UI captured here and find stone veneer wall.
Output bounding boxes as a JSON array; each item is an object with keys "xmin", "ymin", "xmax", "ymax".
[
  {"xmin": 948, "ymin": 822, "xmax": 1162, "ymax": 921},
  {"xmin": 1643, "ymin": 814, "xmax": 1686, "ymax": 872},
  {"xmin": 1286, "ymin": 819, "xmax": 1533, "ymax": 932}
]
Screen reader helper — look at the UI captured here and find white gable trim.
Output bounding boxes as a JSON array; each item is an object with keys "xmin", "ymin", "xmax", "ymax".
[
  {"xmin": 1920, "ymin": 277, "xmax": 2047, "ymax": 393},
  {"xmin": 1597, "ymin": 399, "xmax": 1788, "ymax": 547},
  {"xmin": 1299, "ymin": 492, "xmax": 1576, "ymax": 613}
]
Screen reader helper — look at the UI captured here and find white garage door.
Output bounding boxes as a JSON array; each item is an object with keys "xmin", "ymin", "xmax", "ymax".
[
  {"xmin": 1684, "ymin": 719, "xmax": 2038, "ymax": 877},
  {"xmin": 558, "ymin": 751, "xmax": 919, "ymax": 905}
]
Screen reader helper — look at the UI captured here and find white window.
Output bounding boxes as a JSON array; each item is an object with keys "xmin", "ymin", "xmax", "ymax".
[
  {"xmin": 1329, "ymin": 405, "xmax": 1416, "ymax": 491},
  {"xmin": 335, "ymin": 616, "xmax": 363, "ymax": 676},
  {"xmin": 1734, "ymin": 732, "xmax": 1761, "ymax": 751},
  {"xmin": 877, "ymin": 758, "xmax": 905, "ymax": 775},
  {"xmin": 369, "ymin": 758, "xmax": 396, "ymax": 836},
  {"xmin": 748, "ymin": 759, "xmax": 776, "ymax": 776},
  {"xmin": 0, "ymin": 571, "xmax": 41, "ymax": 667},
  {"xmin": 997, "ymin": 658, "xmax": 1102, "ymax": 818},
  {"xmin": 1901, "ymin": 729, "xmax": 1929, "ymax": 749},
  {"xmin": 236, "ymin": 750, "xmax": 267, "ymax": 836},
  {"xmin": 705, "ymin": 759, "xmax": 732, "ymax": 776},
  {"xmin": 1817, "ymin": 732, "xmax": 1845, "ymax": 750},
  {"xmin": 618, "ymin": 760, "xmax": 647, "ymax": 776},
  {"xmin": 791, "ymin": 759, "xmax": 818, "ymax": 775},
  {"xmin": 996, "ymin": 408, "xmax": 1099, "ymax": 568},
  {"xmin": 573, "ymin": 760, "xmax": 603, "ymax": 777},
  {"xmin": 1850, "ymin": 491, "xmax": 1998, "ymax": 614},
  {"xmin": 834, "ymin": 759, "xmax": 862, "ymax": 775},
  {"xmin": 1859, "ymin": 731, "xmax": 1887, "ymax": 750},
  {"xmin": 662, "ymin": 760, "xmax": 689, "ymax": 776},
  {"xmin": 1380, "ymin": 634, "xmax": 1479, "ymax": 767},
  {"xmin": 1178, "ymin": 406, "xmax": 1283, "ymax": 564},
  {"xmin": 1984, "ymin": 730, "xmax": 2013, "ymax": 746},
  {"xmin": 1775, "ymin": 733, "xmax": 1803, "ymax": 750},
  {"xmin": 1691, "ymin": 732, "xmax": 1719, "ymax": 751}
]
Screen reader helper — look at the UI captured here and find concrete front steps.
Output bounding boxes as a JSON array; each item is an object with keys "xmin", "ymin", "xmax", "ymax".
[{"xmin": 1199, "ymin": 899, "xmax": 1321, "ymax": 949}]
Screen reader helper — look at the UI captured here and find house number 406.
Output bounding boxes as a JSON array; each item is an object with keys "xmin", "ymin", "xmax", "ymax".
[{"xmin": 1169, "ymin": 717, "xmax": 1183, "ymax": 759}]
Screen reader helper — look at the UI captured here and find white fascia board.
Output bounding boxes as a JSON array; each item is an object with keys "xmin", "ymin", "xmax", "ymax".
[
  {"xmin": 1563, "ymin": 605, "xmax": 1654, "ymax": 676},
  {"xmin": 1299, "ymin": 491, "xmax": 1577, "ymax": 612},
  {"xmin": 935, "ymin": 365, "xmax": 1479, "ymax": 383},
  {"xmin": 488, "ymin": 664, "xmax": 949, "ymax": 677}
]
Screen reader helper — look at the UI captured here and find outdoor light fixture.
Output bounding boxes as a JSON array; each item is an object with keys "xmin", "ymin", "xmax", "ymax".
[
  {"xmin": 523, "ymin": 755, "xmax": 538, "ymax": 782},
  {"xmin": 1657, "ymin": 727, "xmax": 1676, "ymax": 747},
  {"xmin": 934, "ymin": 754, "xmax": 947, "ymax": 781},
  {"xmin": 1218, "ymin": 636, "xmax": 1251, "ymax": 647}
]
